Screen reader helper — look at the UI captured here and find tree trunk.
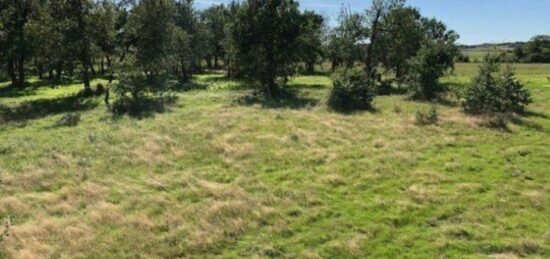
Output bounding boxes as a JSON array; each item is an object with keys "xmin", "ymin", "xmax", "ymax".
[
  {"xmin": 100, "ymin": 57, "xmax": 105, "ymax": 75},
  {"xmin": 206, "ymin": 56, "xmax": 212, "ymax": 69},
  {"xmin": 266, "ymin": 47, "xmax": 276, "ymax": 98},
  {"xmin": 38, "ymin": 63, "xmax": 44, "ymax": 80},
  {"xmin": 306, "ymin": 62, "xmax": 315, "ymax": 74},
  {"xmin": 89, "ymin": 63, "xmax": 96, "ymax": 75},
  {"xmin": 214, "ymin": 55, "xmax": 219, "ymax": 68},
  {"xmin": 83, "ymin": 66, "xmax": 91, "ymax": 92},
  {"xmin": 8, "ymin": 58, "xmax": 17, "ymax": 87},
  {"xmin": 56, "ymin": 62, "xmax": 63, "ymax": 81},
  {"xmin": 106, "ymin": 55, "xmax": 114, "ymax": 84},
  {"xmin": 16, "ymin": 40, "xmax": 26, "ymax": 88},
  {"xmin": 75, "ymin": 0, "xmax": 91, "ymax": 91},
  {"xmin": 180, "ymin": 58, "xmax": 188, "ymax": 82},
  {"xmin": 365, "ymin": 9, "xmax": 382, "ymax": 82}
]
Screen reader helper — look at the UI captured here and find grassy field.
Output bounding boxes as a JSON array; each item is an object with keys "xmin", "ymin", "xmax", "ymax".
[
  {"xmin": 461, "ymin": 48, "xmax": 515, "ymax": 63},
  {"xmin": 1, "ymin": 63, "xmax": 549, "ymax": 258}
]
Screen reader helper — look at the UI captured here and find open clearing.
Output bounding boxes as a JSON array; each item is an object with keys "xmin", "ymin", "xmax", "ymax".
[{"xmin": 1, "ymin": 63, "xmax": 549, "ymax": 258}]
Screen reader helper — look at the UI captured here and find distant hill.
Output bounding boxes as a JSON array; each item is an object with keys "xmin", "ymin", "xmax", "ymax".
[{"xmin": 459, "ymin": 42, "xmax": 525, "ymax": 51}]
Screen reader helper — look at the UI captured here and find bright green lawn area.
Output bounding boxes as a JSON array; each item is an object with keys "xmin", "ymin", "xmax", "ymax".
[{"xmin": 0, "ymin": 63, "xmax": 549, "ymax": 258}]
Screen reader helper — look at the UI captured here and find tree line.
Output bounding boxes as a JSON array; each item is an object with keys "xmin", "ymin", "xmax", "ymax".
[{"xmin": 0, "ymin": 0, "xmax": 532, "ymax": 115}]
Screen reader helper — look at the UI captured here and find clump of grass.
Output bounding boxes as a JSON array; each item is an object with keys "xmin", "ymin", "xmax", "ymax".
[
  {"xmin": 393, "ymin": 103, "xmax": 402, "ymax": 113},
  {"xmin": 56, "ymin": 113, "xmax": 81, "ymax": 127},
  {"xmin": 415, "ymin": 106, "xmax": 438, "ymax": 125}
]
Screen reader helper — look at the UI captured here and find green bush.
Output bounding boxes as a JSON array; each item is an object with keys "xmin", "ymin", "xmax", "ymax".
[
  {"xmin": 463, "ymin": 54, "xmax": 532, "ymax": 114},
  {"xmin": 115, "ymin": 71, "xmax": 170, "ymax": 101},
  {"xmin": 328, "ymin": 69, "xmax": 376, "ymax": 112},
  {"xmin": 415, "ymin": 106, "xmax": 438, "ymax": 125},
  {"xmin": 406, "ymin": 41, "xmax": 458, "ymax": 100}
]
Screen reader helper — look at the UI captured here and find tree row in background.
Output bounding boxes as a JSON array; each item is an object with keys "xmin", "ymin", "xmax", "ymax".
[
  {"xmin": 0, "ymin": 0, "xmax": 532, "ymax": 115},
  {"xmin": 0, "ymin": 0, "xmax": 325, "ymax": 97}
]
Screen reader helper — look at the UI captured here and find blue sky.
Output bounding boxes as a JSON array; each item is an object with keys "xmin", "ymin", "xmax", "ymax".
[{"xmin": 194, "ymin": 0, "xmax": 550, "ymax": 45}]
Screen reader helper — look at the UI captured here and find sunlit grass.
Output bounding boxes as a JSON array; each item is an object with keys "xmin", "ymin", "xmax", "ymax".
[{"xmin": 0, "ymin": 63, "xmax": 549, "ymax": 258}]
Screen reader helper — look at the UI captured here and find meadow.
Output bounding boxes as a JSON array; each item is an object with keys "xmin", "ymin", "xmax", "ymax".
[{"xmin": 0, "ymin": 63, "xmax": 549, "ymax": 258}]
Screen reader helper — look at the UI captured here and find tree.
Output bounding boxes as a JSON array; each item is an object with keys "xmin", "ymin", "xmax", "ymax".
[
  {"xmin": 297, "ymin": 11, "xmax": 324, "ymax": 74},
  {"xmin": 363, "ymin": 0, "xmax": 405, "ymax": 82},
  {"xmin": 201, "ymin": 4, "xmax": 227, "ymax": 69},
  {"xmin": 463, "ymin": 53, "xmax": 532, "ymax": 114},
  {"xmin": 175, "ymin": 0, "xmax": 206, "ymax": 73},
  {"xmin": 90, "ymin": 0, "xmax": 117, "ymax": 81},
  {"xmin": 117, "ymin": 0, "xmax": 179, "ymax": 99},
  {"xmin": 405, "ymin": 18, "xmax": 459, "ymax": 100},
  {"xmin": 127, "ymin": 0, "xmax": 177, "ymax": 77},
  {"xmin": 0, "ymin": 0, "xmax": 35, "ymax": 88},
  {"xmin": 326, "ymin": 8, "xmax": 366, "ymax": 72},
  {"xmin": 515, "ymin": 35, "xmax": 550, "ymax": 63},
  {"xmin": 229, "ymin": 0, "xmax": 303, "ymax": 97},
  {"xmin": 67, "ymin": 0, "xmax": 95, "ymax": 92},
  {"xmin": 377, "ymin": 6, "xmax": 424, "ymax": 80}
]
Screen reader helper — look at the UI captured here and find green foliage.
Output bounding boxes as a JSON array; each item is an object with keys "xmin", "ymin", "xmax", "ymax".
[
  {"xmin": 377, "ymin": 6, "xmax": 424, "ymax": 80},
  {"xmin": 515, "ymin": 35, "xmax": 550, "ymax": 63},
  {"xmin": 227, "ymin": 0, "xmax": 303, "ymax": 97},
  {"xmin": 456, "ymin": 52, "xmax": 470, "ymax": 63},
  {"xmin": 415, "ymin": 106, "xmax": 438, "ymax": 125},
  {"xmin": 297, "ymin": 11, "xmax": 325, "ymax": 73},
  {"xmin": 325, "ymin": 9, "xmax": 367, "ymax": 71},
  {"xmin": 406, "ymin": 19, "xmax": 459, "ymax": 100},
  {"xmin": 328, "ymin": 68, "xmax": 375, "ymax": 111},
  {"xmin": 114, "ymin": 70, "xmax": 170, "ymax": 101},
  {"xmin": 126, "ymin": 0, "xmax": 178, "ymax": 75},
  {"xmin": 201, "ymin": 4, "xmax": 228, "ymax": 68},
  {"xmin": 463, "ymin": 54, "xmax": 532, "ymax": 114}
]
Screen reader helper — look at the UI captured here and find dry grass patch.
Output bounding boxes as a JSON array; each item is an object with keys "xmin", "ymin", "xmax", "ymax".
[
  {"xmin": 89, "ymin": 202, "xmax": 124, "ymax": 226},
  {"xmin": 0, "ymin": 196, "xmax": 30, "ymax": 216},
  {"xmin": 320, "ymin": 173, "xmax": 346, "ymax": 187},
  {"xmin": 488, "ymin": 253, "xmax": 520, "ymax": 259},
  {"xmin": 5, "ymin": 219, "xmax": 96, "ymax": 258},
  {"xmin": 346, "ymin": 234, "xmax": 367, "ymax": 256},
  {"xmin": 406, "ymin": 185, "xmax": 434, "ymax": 203},
  {"xmin": 522, "ymin": 191, "xmax": 546, "ymax": 209},
  {"xmin": 214, "ymin": 132, "xmax": 255, "ymax": 164}
]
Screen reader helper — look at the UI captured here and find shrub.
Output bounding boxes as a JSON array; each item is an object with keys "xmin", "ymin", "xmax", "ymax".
[
  {"xmin": 328, "ymin": 69, "xmax": 376, "ymax": 112},
  {"xmin": 456, "ymin": 52, "xmax": 470, "ymax": 63},
  {"xmin": 56, "ymin": 113, "xmax": 81, "ymax": 127},
  {"xmin": 393, "ymin": 103, "xmax": 402, "ymax": 113},
  {"xmin": 463, "ymin": 54, "xmax": 532, "ymax": 114},
  {"xmin": 406, "ymin": 41, "xmax": 458, "ymax": 100},
  {"xmin": 114, "ymin": 71, "xmax": 170, "ymax": 101},
  {"xmin": 415, "ymin": 106, "xmax": 439, "ymax": 125}
]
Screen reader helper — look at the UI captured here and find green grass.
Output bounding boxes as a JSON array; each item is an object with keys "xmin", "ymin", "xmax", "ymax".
[
  {"xmin": 461, "ymin": 48, "xmax": 515, "ymax": 63},
  {"xmin": 1, "ymin": 63, "xmax": 549, "ymax": 258}
]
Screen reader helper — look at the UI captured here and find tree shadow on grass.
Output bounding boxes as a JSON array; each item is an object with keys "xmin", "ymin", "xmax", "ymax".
[
  {"xmin": 522, "ymin": 110, "xmax": 550, "ymax": 120},
  {"xmin": 237, "ymin": 89, "xmax": 319, "ymax": 110},
  {"xmin": 287, "ymin": 83, "xmax": 327, "ymax": 90},
  {"xmin": 0, "ymin": 86, "xmax": 40, "ymax": 98},
  {"xmin": 0, "ymin": 78, "xmax": 82, "ymax": 98},
  {"xmin": 0, "ymin": 93, "xmax": 99, "ymax": 123},
  {"xmin": 110, "ymin": 95, "xmax": 178, "ymax": 119},
  {"xmin": 478, "ymin": 112, "xmax": 547, "ymax": 133},
  {"xmin": 509, "ymin": 116, "xmax": 546, "ymax": 132}
]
